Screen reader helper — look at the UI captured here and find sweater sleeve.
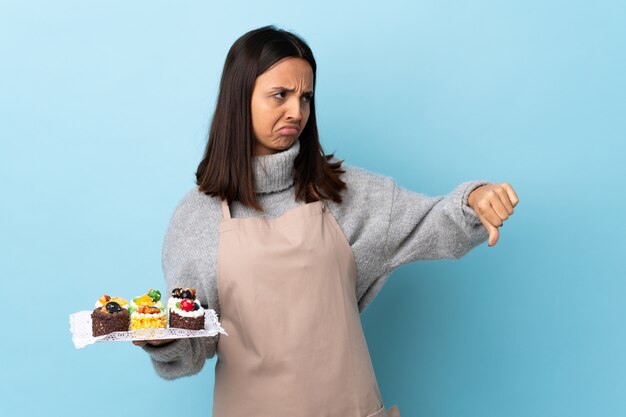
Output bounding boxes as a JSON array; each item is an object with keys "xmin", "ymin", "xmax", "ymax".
[
  {"xmin": 140, "ymin": 192, "xmax": 219, "ymax": 380},
  {"xmin": 384, "ymin": 180, "xmax": 491, "ymax": 271}
]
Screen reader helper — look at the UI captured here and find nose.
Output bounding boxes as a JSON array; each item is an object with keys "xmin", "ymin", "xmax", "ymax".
[{"xmin": 285, "ymin": 97, "xmax": 303, "ymax": 122}]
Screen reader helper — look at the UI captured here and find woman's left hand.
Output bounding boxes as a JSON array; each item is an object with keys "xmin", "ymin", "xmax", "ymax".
[{"xmin": 467, "ymin": 182, "xmax": 519, "ymax": 247}]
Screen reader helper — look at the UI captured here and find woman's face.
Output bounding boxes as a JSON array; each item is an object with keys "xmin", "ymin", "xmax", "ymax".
[{"xmin": 250, "ymin": 57, "xmax": 314, "ymax": 156}]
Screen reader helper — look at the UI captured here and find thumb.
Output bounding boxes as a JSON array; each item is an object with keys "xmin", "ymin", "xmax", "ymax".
[{"xmin": 482, "ymin": 219, "xmax": 500, "ymax": 247}]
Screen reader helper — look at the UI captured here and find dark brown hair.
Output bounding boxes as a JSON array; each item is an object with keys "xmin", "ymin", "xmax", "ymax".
[{"xmin": 195, "ymin": 25, "xmax": 347, "ymax": 211}]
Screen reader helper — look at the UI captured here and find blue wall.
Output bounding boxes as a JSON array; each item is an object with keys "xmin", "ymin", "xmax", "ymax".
[{"xmin": 1, "ymin": 1, "xmax": 624, "ymax": 416}]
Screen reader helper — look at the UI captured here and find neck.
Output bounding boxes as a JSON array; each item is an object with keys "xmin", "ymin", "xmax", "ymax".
[{"xmin": 252, "ymin": 138, "xmax": 301, "ymax": 194}]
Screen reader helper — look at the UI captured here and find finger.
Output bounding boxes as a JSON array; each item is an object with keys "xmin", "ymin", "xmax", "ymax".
[
  {"xmin": 476, "ymin": 211, "xmax": 500, "ymax": 247},
  {"xmin": 495, "ymin": 186, "xmax": 514, "ymax": 215},
  {"xmin": 146, "ymin": 339, "xmax": 176, "ymax": 346},
  {"xmin": 501, "ymin": 183, "xmax": 519, "ymax": 207},
  {"xmin": 485, "ymin": 221, "xmax": 500, "ymax": 247},
  {"xmin": 490, "ymin": 197, "xmax": 510, "ymax": 225},
  {"xmin": 478, "ymin": 200, "xmax": 505, "ymax": 228}
]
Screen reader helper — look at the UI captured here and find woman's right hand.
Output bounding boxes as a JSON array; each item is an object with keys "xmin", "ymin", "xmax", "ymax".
[
  {"xmin": 132, "ymin": 339, "xmax": 178, "ymax": 347},
  {"xmin": 467, "ymin": 182, "xmax": 519, "ymax": 247}
]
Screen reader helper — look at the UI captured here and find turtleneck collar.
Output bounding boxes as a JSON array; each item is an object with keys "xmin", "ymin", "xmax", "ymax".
[{"xmin": 253, "ymin": 138, "xmax": 301, "ymax": 194}]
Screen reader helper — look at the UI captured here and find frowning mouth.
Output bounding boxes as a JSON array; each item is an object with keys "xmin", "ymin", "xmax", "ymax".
[{"xmin": 277, "ymin": 126, "xmax": 300, "ymax": 135}]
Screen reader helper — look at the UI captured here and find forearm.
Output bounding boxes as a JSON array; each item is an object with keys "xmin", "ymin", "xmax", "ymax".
[{"xmin": 385, "ymin": 180, "xmax": 491, "ymax": 270}]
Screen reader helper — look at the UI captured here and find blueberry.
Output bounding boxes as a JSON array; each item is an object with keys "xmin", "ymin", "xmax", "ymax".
[
  {"xmin": 181, "ymin": 289, "xmax": 195, "ymax": 300},
  {"xmin": 106, "ymin": 301, "xmax": 122, "ymax": 314}
]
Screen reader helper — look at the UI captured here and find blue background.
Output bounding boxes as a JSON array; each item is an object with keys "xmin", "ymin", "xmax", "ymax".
[{"xmin": 1, "ymin": 1, "xmax": 625, "ymax": 416}]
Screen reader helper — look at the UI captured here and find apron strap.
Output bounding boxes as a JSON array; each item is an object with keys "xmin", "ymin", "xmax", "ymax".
[{"xmin": 221, "ymin": 199, "xmax": 231, "ymax": 219}]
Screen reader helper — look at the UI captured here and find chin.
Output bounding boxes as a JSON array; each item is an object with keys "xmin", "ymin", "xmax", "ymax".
[{"xmin": 274, "ymin": 137, "xmax": 296, "ymax": 149}]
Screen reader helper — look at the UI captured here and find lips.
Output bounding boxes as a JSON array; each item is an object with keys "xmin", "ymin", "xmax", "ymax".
[{"xmin": 278, "ymin": 126, "xmax": 300, "ymax": 135}]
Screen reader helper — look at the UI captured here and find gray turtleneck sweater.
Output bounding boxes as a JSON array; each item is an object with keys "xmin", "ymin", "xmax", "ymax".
[{"xmin": 142, "ymin": 139, "xmax": 490, "ymax": 380}]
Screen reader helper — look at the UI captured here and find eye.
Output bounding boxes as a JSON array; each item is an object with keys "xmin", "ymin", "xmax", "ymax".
[{"xmin": 272, "ymin": 92, "xmax": 313, "ymax": 102}]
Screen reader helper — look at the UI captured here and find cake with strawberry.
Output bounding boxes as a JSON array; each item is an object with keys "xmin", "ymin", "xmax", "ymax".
[
  {"xmin": 91, "ymin": 295, "xmax": 130, "ymax": 336},
  {"xmin": 129, "ymin": 289, "xmax": 166, "ymax": 330},
  {"xmin": 168, "ymin": 287, "xmax": 205, "ymax": 330}
]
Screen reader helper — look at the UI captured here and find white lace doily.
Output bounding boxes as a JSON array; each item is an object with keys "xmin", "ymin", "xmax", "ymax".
[{"xmin": 69, "ymin": 309, "xmax": 228, "ymax": 349}]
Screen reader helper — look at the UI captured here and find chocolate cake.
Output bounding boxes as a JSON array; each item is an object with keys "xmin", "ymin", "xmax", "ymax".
[
  {"xmin": 168, "ymin": 288, "xmax": 205, "ymax": 330},
  {"xmin": 169, "ymin": 309, "xmax": 205, "ymax": 330},
  {"xmin": 91, "ymin": 301, "xmax": 130, "ymax": 336}
]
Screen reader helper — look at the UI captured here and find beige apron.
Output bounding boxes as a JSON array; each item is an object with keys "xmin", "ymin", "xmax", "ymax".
[{"xmin": 214, "ymin": 198, "xmax": 400, "ymax": 417}]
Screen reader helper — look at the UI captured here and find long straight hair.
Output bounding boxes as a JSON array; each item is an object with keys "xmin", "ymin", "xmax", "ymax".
[{"xmin": 195, "ymin": 25, "xmax": 347, "ymax": 211}]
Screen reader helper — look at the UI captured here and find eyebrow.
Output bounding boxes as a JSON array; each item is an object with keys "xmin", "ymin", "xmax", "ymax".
[{"xmin": 270, "ymin": 86, "xmax": 314, "ymax": 95}]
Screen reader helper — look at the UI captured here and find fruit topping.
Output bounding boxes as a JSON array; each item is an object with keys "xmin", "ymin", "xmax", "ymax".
[
  {"xmin": 98, "ymin": 295, "xmax": 111, "ymax": 305},
  {"xmin": 105, "ymin": 301, "xmax": 123, "ymax": 314},
  {"xmin": 172, "ymin": 288, "xmax": 184, "ymax": 298},
  {"xmin": 148, "ymin": 289, "xmax": 161, "ymax": 302},
  {"xmin": 109, "ymin": 296, "xmax": 128, "ymax": 307},
  {"xmin": 181, "ymin": 288, "xmax": 196, "ymax": 300},
  {"xmin": 134, "ymin": 294, "xmax": 153, "ymax": 306},
  {"xmin": 138, "ymin": 305, "xmax": 161, "ymax": 314},
  {"xmin": 180, "ymin": 298, "xmax": 195, "ymax": 312}
]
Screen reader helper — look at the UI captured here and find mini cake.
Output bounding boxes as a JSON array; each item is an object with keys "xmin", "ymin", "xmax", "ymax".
[
  {"xmin": 168, "ymin": 287, "xmax": 205, "ymax": 330},
  {"xmin": 91, "ymin": 295, "xmax": 130, "ymax": 337},
  {"xmin": 129, "ymin": 289, "xmax": 166, "ymax": 330}
]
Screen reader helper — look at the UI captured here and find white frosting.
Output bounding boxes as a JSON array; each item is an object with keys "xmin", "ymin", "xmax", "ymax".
[{"xmin": 167, "ymin": 297, "xmax": 182, "ymax": 309}]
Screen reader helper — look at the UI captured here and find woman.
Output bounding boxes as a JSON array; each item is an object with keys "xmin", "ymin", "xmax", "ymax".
[{"xmin": 136, "ymin": 25, "xmax": 518, "ymax": 417}]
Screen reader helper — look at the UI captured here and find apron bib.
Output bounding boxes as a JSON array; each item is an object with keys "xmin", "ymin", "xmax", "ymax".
[{"xmin": 213, "ymin": 198, "xmax": 396, "ymax": 417}]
